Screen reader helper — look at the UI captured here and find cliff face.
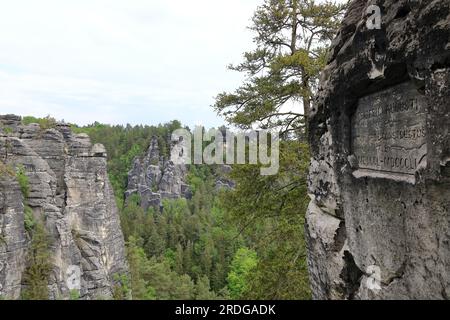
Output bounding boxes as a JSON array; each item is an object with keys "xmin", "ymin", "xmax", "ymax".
[
  {"xmin": 125, "ymin": 136, "xmax": 191, "ymax": 211},
  {"xmin": 307, "ymin": 0, "xmax": 449, "ymax": 299},
  {"xmin": 0, "ymin": 115, "xmax": 128, "ymax": 299}
]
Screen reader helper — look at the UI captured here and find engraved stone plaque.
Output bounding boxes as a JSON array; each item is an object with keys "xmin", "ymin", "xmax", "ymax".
[{"xmin": 351, "ymin": 82, "xmax": 427, "ymax": 180}]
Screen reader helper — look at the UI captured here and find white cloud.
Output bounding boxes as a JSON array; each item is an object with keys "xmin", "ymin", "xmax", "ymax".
[{"xmin": 0, "ymin": 0, "xmax": 262, "ymax": 126}]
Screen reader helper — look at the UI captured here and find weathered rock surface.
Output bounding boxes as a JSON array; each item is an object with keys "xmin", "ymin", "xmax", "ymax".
[
  {"xmin": 307, "ymin": 0, "xmax": 450, "ymax": 299},
  {"xmin": 0, "ymin": 176, "xmax": 27, "ymax": 299},
  {"xmin": 0, "ymin": 115, "xmax": 128, "ymax": 299},
  {"xmin": 125, "ymin": 136, "xmax": 191, "ymax": 210},
  {"xmin": 214, "ymin": 164, "xmax": 235, "ymax": 191}
]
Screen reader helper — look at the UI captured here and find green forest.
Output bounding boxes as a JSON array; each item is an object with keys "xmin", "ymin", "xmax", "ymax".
[{"xmin": 66, "ymin": 120, "xmax": 310, "ymax": 300}]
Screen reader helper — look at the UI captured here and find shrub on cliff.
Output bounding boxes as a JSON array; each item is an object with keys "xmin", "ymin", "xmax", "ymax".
[
  {"xmin": 21, "ymin": 221, "xmax": 52, "ymax": 300},
  {"xmin": 22, "ymin": 115, "xmax": 57, "ymax": 130}
]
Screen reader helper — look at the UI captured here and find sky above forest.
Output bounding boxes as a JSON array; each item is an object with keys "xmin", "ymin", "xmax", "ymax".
[{"xmin": 0, "ymin": 0, "xmax": 262, "ymax": 127}]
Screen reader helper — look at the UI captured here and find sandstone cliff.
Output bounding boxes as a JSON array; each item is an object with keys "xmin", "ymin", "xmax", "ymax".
[
  {"xmin": 0, "ymin": 114, "xmax": 128, "ymax": 299},
  {"xmin": 306, "ymin": 0, "xmax": 449, "ymax": 299},
  {"xmin": 125, "ymin": 136, "xmax": 191, "ymax": 211}
]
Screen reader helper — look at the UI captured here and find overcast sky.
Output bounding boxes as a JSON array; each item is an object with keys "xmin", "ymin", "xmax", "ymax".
[{"xmin": 0, "ymin": 0, "xmax": 262, "ymax": 127}]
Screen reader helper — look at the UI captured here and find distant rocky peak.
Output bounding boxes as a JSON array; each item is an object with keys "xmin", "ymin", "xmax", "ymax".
[
  {"xmin": 125, "ymin": 135, "xmax": 190, "ymax": 211},
  {"xmin": 147, "ymin": 135, "xmax": 161, "ymax": 165}
]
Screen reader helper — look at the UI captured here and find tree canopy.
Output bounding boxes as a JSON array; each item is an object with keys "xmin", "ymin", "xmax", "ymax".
[{"xmin": 214, "ymin": 0, "xmax": 347, "ymax": 135}]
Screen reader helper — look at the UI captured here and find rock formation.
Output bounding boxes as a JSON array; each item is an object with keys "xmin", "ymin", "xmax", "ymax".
[
  {"xmin": 125, "ymin": 136, "xmax": 191, "ymax": 211},
  {"xmin": 214, "ymin": 164, "xmax": 235, "ymax": 190},
  {"xmin": 306, "ymin": 0, "xmax": 449, "ymax": 299},
  {"xmin": 0, "ymin": 115, "xmax": 128, "ymax": 299},
  {"xmin": 125, "ymin": 136, "xmax": 235, "ymax": 211}
]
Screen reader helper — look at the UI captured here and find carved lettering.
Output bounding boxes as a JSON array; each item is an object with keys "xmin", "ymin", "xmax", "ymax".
[{"xmin": 351, "ymin": 82, "xmax": 427, "ymax": 176}]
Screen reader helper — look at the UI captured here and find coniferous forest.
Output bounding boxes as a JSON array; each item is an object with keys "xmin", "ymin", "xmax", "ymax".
[{"xmin": 67, "ymin": 121, "xmax": 312, "ymax": 300}]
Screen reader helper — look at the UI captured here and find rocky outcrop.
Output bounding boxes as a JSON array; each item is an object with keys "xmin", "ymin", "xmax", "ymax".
[
  {"xmin": 125, "ymin": 136, "xmax": 191, "ymax": 210},
  {"xmin": 0, "ymin": 115, "xmax": 128, "ymax": 299},
  {"xmin": 306, "ymin": 0, "xmax": 449, "ymax": 299},
  {"xmin": 125, "ymin": 136, "xmax": 236, "ymax": 210},
  {"xmin": 214, "ymin": 165, "xmax": 235, "ymax": 190}
]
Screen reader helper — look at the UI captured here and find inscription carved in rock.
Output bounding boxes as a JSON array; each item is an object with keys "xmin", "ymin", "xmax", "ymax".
[{"xmin": 351, "ymin": 82, "xmax": 427, "ymax": 179}]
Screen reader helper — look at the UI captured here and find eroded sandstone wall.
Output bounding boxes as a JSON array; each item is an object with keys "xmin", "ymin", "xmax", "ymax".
[
  {"xmin": 0, "ymin": 115, "xmax": 128, "ymax": 299},
  {"xmin": 125, "ymin": 136, "xmax": 191, "ymax": 210},
  {"xmin": 306, "ymin": 0, "xmax": 449, "ymax": 299}
]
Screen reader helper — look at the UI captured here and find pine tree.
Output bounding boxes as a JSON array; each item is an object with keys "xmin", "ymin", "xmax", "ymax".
[
  {"xmin": 221, "ymin": 141, "xmax": 312, "ymax": 299},
  {"xmin": 21, "ymin": 222, "xmax": 52, "ymax": 300},
  {"xmin": 172, "ymin": 274, "xmax": 195, "ymax": 300},
  {"xmin": 175, "ymin": 243, "xmax": 184, "ymax": 274},
  {"xmin": 213, "ymin": 0, "xmax": 348, "ymax": 300},
  {"xmin": 214, "ymin": 0, "xmax": 347, "ymax": 135},
  {"xmin": 126, "ymin": 236, "xmax": 150, "ymax": 300},
  {"xmin": 195, "ymin": 276, "xmax": 217, "ymax": 300}
]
